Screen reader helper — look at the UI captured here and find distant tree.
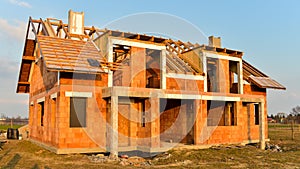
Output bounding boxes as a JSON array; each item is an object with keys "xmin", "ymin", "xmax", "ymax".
[
  {"xmin": 289, "ymin": 106, "xmax": 300, "ymax": 140},
  {"xmin": 270, "ymin": 114, "xmax": 274, "ymax": 119},
  {"xmin": 291, "ymin": 106, "xmax": 300, "ymax": 116},
  {"xmin": 16, "ymin": 115, "xmax": 21, "ymax": 120},
  {"xmin": 274, "ymin": 115, "xmax": 280, "ymax": 123},
  {"xmin": 0, "ymin": 113, "xmax": 8, "ymax": 119}
]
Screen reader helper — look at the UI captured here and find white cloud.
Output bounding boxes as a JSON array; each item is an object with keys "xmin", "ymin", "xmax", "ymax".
[
  {"xmin": 8, "ymin": 0, "xmax": 32, "ymax": 8},
  {"xmin": 0, "ymin": 18, "xmax": 26, "ymax": 41}
]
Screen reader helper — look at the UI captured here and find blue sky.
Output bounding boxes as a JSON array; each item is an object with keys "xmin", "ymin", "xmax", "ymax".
[{"xmin": 0, "ymin": 0, "xmax": 299, "ymax": 117}]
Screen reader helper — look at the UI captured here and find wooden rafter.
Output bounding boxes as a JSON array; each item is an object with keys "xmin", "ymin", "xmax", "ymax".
[{"xmin": 22, "ymin": 56, "xmax": 35, "ymax": 61}]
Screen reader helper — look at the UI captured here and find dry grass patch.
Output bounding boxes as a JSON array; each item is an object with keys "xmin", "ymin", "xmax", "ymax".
[{"xmin": 0, "ymin": 124, "xmax": 299, "ymax": 168}]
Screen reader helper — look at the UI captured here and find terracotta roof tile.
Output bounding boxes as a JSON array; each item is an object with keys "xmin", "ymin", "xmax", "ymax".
[
  {"xmin": 248, "ymin": 76, "xmax": 286, "ymax": 90},
  {"xmin": 243, "ymin": 60, "xmax": 285, "ymax": 90},
  {"xmin": 38, "ymin": 35, "xmax": 105, "ymax": 73}
]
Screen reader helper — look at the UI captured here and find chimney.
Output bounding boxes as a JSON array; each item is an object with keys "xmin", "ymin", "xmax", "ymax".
[
  {"xmin": 208, "ymin": 36, "xmax": 221, "ymax": 48},
  {"xmin": 68, "ymin": 10, "xmax": 84, "ymax": 35}
]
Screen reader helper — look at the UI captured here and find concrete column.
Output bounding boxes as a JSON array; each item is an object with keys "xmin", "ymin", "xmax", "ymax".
[
  {"xmin": 160, "ymin": 49, "xmax": 166, "ymax": 89},
  {"xmin": 109, "ymin": 96, "xmax": 118, "ymax": 157},
  {"xmin": 129, "ymin": 102, "xmax": 137, "ymax": 147},
  {"xmin": 150, "ymin": 97, "xmax": 160, "ymax": 148},
  {"xmin": 194, "ymin": 100, "xmax": 201, "ymax": 144},
  {"xmin": 107, "ymin": 39, "xmax": 113, "ymax": 87},
  {"xmin": 225, "ymin": 103, "xmax": 232, "ymax": 126},
  {"xmin": 259, "ymin": 101, "xmax": 265, "ymax": 150},
  {"xmin": 203, "ymin": 53, "xmax": 207, "ymax": 92},
  {"xmin": 238, "ymin": 60, "xmax": 243, "ymax": 94}
]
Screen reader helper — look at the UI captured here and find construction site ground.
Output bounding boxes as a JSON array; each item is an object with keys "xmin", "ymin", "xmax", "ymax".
[{"xmin": 0, "ymin": 124, "xmax": 299, "ymax": 169}]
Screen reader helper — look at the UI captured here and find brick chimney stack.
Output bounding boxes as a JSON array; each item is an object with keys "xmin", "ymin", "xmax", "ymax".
[
  {"xmin": 68, "ymin": 10, "xmax": 84, "ymax": 35},
  {"xmin": 208, "ymin": 36, "xmax": 221, "ymax": 48}
]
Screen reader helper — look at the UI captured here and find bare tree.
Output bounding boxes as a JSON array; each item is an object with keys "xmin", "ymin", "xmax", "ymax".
[
  {"xmin": 291, "ymin": 106, "xmax": 300, "ymax": 116},
  {"xmin": 290, "ymin": 106, "xmax": 300, "ymax": 140}
]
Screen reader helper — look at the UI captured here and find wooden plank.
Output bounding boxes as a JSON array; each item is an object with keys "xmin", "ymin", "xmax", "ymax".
[
  {"xmin": 18, "ymin": 81, "xmax": 30, "ymax": 85},
  {"xmin": 39, "ymin": 18, "xmax": 50, "ymax": 36},
  {"xmin": 22, "ymin": 56, "xmax": 35, "ymax": 61},
  {"xmin": 31, "ymin": 19, "xmax": 41, "ymax": 23}
]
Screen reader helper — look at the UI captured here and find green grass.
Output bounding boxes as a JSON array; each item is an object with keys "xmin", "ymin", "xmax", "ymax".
[{"xmin": 0, "ymin": 125, "xmax": 25, "ymax": 131}]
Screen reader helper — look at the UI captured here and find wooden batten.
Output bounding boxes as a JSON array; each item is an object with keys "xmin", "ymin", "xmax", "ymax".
[{"xmin": 22, "ymin": 56, "xmax": 35, "ymax": 61}]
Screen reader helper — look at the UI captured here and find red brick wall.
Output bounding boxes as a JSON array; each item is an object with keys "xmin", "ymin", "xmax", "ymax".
[
  {"xmin": 166, "ymin": 78, "xmax": 203, "ymax": 91},
  {"xmin": 244, "ymin": 84, "xmax": 267, "ymax": 96},
  {"xmin": 160, "ymin": 99, "xmax": 193, "ymax": 143},
  {"xmin": 29, "ymin": 61, "xmax": 108, "ymax": 150},
  {"xmin": 194, "ymin": 100, "xmax": 267, "ymax": 145},
  {"xmin": 28, "ymin": 46, "xmax": 269, "ymax": 151},
  {"xmin": 55, "ymin": 91, "xmax": 107, "ymax": 149},
  {"xmin": 130, "ymin": 47, "xmax": 146, "ymax": 88},
  {"xmin": 218, "ymin": 59, "xmax": 230, "ymax": 93}
]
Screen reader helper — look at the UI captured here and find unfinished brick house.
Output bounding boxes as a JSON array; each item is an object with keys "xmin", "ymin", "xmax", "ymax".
[{"xmin": 16, "ymin": 11, "xmax": 285, "ymax": 155}]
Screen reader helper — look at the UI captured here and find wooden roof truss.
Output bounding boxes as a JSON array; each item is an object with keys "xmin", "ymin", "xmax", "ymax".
[
  {"xmin": 242, "ymin": 60, "xmax": 285, "ymax": 90},
  {"xmin": 17, "ymin": 16, "xmax": 285, "ymax": 93}
]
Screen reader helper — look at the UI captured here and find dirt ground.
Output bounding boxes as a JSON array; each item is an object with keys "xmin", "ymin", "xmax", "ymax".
[{"xmin": 0, "ymin": 124, "xmax": 299, "ymax": 169}]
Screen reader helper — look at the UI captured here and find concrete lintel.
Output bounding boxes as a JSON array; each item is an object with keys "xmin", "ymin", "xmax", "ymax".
[
  {"xmin": 204, "ymin": 51, "xmax": 242, "ymax": 62},
  {"xmin": 65, "ymin": 91, "xmax": 92, "ymax": 98},
  {"xmin": 241, "ymin": 97, "xmax": 264, "ymax": 103},
  {"xmin": 165, "ymin": 94, "xmax": 201, "ymax": 100},
  {"xmin": 111, "ymin": 37, "xmax": 166, "ymax": 50},
  {"xmin": 166, "ymin": 73, "xmax": 204, "ymax": 80},
  {"xmin": 102, "ymin": 88, "xmax": 112, "ymax": 98},
  {"xmin": 102, "ymin": 87, "xmax": 253, "ymax": 103},
  {"xmin": 111, "ymin": 87, "xmax": 152, "ymax": 98},
  {"xmin": 201, "ymin": 95, "xmax": 240, "ymax": 101},
  {"xmin": 37, "ymin": 97, "xmax": 45, "ymax": 103},
  {"xmin": 50, "ymin": 92, "xmax": 57, "ymax": 99}
]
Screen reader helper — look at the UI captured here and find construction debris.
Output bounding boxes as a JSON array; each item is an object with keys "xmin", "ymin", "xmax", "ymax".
[
  {"xmin": 88, "ymin": 154, "xmax": 152, "ymax": 166},
  {"xmin": 265, "ymin": 143, "xmax": 282, "ymax": 152},
  {"xmin": 153, "ymin": 152, "xmax": 172, "ymax": 161}
]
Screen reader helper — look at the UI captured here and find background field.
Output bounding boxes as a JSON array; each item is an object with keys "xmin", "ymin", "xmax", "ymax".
[{"xmin": 0, "ymin": 124, "xmax": 299, "ymax": 169}]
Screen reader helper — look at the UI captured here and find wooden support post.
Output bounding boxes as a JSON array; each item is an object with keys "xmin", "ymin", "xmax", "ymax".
[
  {"xmin": 291, "ymin": 120, "xmax": 295, "ymax": 140},
  {"xmin": 109, "ymin": 96, "xmax": 118, "ymax": 158},
  {"xmin": 259, "ymin": 101, "xmax": 265, "ymax": 150}
]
